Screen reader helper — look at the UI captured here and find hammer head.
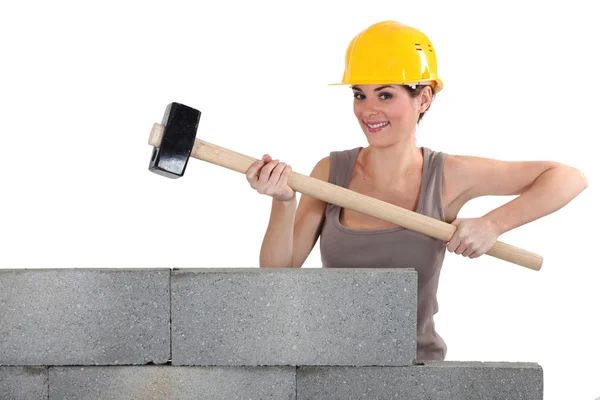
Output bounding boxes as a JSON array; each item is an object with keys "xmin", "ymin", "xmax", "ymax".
[{"xmin": 148, "ymin": 102, "xmax": 201, "ymax": 179}]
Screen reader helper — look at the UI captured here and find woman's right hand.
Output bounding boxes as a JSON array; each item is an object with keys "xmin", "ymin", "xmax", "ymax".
[{"xmin": 245, "ymin": 154, "xmax": 295, "ymax": 202}]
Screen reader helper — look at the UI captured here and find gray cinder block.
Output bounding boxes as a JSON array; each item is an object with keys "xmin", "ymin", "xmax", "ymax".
[
  {"xmin": 297, "ymin": 361, "xmax": 543, "ymax": 399},
  {"xmin": 49, "ymin": 365, "xmax": 295, "ymax": 400},
  {"xmin": 0, "ymin": 366, "xmax": 48, "ymax": 400},
  {"xmin": 0, "ymin": 269, "xmax": 170, "ymax": 366},
  {"xmin": 171, "ymin": 268, "xmax": 418, "ymax": 366}
]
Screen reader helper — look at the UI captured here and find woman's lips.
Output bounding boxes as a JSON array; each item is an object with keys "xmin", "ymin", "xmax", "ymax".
[{"xmin": 364, "ymin": 120, "xmax": 389, "ymax": 133}]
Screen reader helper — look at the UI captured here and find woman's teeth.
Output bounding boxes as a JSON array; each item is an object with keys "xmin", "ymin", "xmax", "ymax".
[
  {"xmin": 365, "ymin": 121, "xmax": 389, "ymax": 132},
  {"xmin": 366, "ymin": 121, "xmax": 388, "ymax": 128}
]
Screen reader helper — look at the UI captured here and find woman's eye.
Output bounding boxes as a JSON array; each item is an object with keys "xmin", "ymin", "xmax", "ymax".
[{"xmin": 353, "ymin": 92, "xmax": 392, "ymax": 100}]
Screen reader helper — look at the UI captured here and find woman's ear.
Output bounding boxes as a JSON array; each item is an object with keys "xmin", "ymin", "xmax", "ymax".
[{"xmin": 420, "ymin": 86, "xmax": 433, "ymax": 112}]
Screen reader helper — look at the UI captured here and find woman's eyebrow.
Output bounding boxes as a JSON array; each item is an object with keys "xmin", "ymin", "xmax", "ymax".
[{"xmin": 351, "ymin": 85, "xmax": 393, "ymax": 91}]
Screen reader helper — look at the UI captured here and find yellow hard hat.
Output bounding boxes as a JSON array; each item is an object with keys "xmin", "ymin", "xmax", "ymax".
[{"xmin": 330, "ymin": 20, "xmax": 443, "ymax": 94}]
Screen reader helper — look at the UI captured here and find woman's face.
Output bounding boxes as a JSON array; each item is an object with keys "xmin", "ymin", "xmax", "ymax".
[{"xmin": 352, "ymin": 84, "xmax": 423, "ymax": 144}]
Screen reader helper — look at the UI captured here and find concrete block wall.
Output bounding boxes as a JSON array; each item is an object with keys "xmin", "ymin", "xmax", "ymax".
[{"xmin": 0, "ymin": 268, "xmax": 543, "ymax": 399}]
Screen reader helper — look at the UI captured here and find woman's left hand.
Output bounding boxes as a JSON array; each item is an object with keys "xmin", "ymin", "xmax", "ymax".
[{"xmin": 444, "ymin": 217, "xmax": 502, "ymax": 259}]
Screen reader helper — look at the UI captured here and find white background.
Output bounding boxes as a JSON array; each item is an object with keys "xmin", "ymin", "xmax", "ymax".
[{"xmin": 1, "ymin": 0, "xmax": 598, "ymax": 398}]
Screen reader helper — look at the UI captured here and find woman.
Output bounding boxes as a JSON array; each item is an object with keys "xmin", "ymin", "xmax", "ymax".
[{"xmin": 244, "ymin": 21, "xmax": 588, "ymax": 361}]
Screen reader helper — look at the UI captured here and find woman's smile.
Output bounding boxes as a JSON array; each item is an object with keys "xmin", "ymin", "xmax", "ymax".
[{"xmin": 364, "ymin": 120, "xmax": 389, "ymax": 133}]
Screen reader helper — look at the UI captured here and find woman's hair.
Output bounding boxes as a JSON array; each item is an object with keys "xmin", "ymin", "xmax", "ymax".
[{"xmin": 404, "ymin": 85, "xmax": 435, "ymax": 124}]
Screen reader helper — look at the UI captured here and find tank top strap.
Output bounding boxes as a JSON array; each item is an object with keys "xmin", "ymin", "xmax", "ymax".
[
  {"xmin": 421, "ymin": 146, "xmax": 448, "ymax": 221},
  {"xmin": 328, "ymin": 147, "xmax": 361, "ymax": 187}
]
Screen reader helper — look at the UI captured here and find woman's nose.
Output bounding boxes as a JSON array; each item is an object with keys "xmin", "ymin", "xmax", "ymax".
[
  {"xmin": 360, "ymin": 99, "xmax": 377, "ymax": 115},
  {"xmin": 362, "ymin": 105, "xmax": 379, "ymax": 118}
]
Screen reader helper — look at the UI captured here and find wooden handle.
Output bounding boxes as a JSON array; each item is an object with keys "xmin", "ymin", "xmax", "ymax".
[{"xmin": 149, "ymin": 123, "xmax": 543, "ymax": 271}]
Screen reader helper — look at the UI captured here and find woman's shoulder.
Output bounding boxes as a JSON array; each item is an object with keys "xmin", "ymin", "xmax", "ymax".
[
  {"xmin": 422, "ymin": 147, "xmax": 463, "ymax": 182},
  {"xmin": 309, "ymin": 147, "xmax": 361, "ymax": 184},
  {"xmin": 427, "ymin": 149, "xmax": 475, "ymax": 210},
  {"xmin": 309, "ymin": 153, "xmax": 332, "ymax": 182}
]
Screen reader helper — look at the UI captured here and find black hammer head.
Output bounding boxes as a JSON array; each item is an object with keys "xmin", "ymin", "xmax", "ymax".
[{"xmin": 148, "ymin": 102, "xmax": 201, "ymax": 179}]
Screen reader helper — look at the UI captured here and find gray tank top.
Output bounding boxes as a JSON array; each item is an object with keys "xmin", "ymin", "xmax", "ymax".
[{"xmin": 319, "ymin": 146, "xmax": 448, "ymax": 361}]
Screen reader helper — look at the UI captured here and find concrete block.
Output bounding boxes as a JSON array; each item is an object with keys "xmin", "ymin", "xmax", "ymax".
[
  {"xmin": 0, "ymin": 366, "xmax": 48, "ymax": 400},
  {"xmin": 0, "ymin": 269, "xmax": 170, "ymax": 366},
  {"xmin": 49, "ymin": 365, "xmax": 295, "ymax": 400},
  {"xmin": 297, "ymin": 361, "xmax": 543, "ymax": 399},
  {"xmin": 171, "ymin": 268, "xmax": 418, "ymax": 366}
]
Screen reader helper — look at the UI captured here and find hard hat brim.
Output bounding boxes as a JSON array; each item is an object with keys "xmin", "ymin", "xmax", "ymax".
[{"xmin": 327, "ymin": 80, "xmax": 443, "ymax": 94}]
